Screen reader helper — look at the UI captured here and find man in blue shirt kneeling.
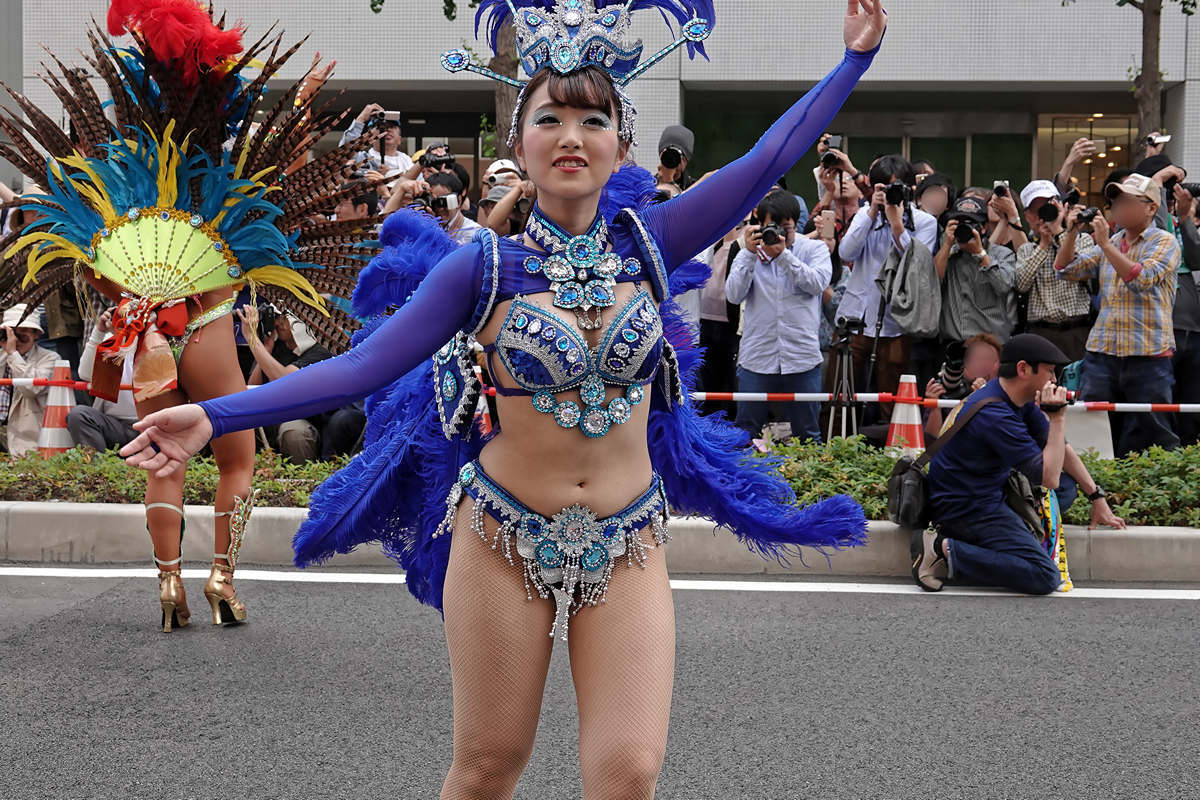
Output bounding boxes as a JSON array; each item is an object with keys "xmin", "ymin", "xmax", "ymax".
[{"xmin": 915, "ymin": 334, "xmax": 1125, "ymax": 594}]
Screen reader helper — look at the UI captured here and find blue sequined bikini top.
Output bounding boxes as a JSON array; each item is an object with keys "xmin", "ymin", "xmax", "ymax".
[{"xmin": 482, "ymin": 289, "xmax": 663, "ymax": 438}]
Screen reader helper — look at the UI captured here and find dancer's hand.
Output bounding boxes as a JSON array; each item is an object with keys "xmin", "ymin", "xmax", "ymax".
[
  {"xmin": 844, "ymin": 0, "xmax": 887, "ymax": 54},
  {"xmin": 120, "ymin": 404, "xmax": 213, "ymax": 478}
]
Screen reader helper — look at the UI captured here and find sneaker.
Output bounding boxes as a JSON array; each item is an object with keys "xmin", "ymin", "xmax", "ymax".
[{"xmin": 912, "ymin": 527, "xmax": 948, "ymax": 592}]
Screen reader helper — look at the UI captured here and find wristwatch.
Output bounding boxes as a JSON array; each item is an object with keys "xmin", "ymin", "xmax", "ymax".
[{"xmin": 1086, "ymin": 486, "xmax": 1107, "ymax": 502}]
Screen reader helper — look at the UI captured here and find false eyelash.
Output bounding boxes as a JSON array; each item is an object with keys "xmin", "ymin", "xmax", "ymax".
[{"xmin": 529, "ymin": 111, "xmax": 561, "ymax": 126}]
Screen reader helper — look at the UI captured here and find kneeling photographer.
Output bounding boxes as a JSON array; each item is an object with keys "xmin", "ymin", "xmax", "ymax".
[
  {"xmin": 922, "ymin": 333, "xmax": 1001, "ymax": 441},
  {"xmin": 913, "ymin": 335, "xmax": 1125, "ymax": 594},
  {"xmin": 935, "ymin": 196, "xmax": 1018, "ymax": 344}
]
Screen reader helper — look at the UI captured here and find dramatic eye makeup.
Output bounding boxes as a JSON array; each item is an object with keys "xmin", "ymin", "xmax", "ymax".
[
  {"xmin": 529, "ymin": 109, "xmax": 561, "ymax": 127},
  {"xmin": 527, "ymin": 107, "xmax": 614, "ymax": 131},
  {"xmin": 583, "ymin": 112, "xmax": 614, "ymax": 129}
]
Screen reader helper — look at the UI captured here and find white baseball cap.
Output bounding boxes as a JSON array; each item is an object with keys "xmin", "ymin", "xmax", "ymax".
[
  {"xmin": 484, "ymin": 159, "xmax": 520, "ymax": 180},
  {"xmin": 1020, "ymin": 180, "xmax": 1059, "ymax": 208}
]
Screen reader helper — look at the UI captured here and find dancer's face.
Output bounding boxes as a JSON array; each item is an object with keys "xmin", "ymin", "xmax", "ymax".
[{"xmin": 514, "ymin": 84, "xmax": 628, "ymax": 204}]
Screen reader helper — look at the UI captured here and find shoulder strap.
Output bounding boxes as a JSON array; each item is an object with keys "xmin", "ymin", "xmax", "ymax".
[{"xmin": 915, "ymin": 395, "xmax": 1003, "ymax": 469}]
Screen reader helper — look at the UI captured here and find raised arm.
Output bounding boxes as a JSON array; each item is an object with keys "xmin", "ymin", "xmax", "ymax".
[
  {"xmin": 122, "ymin": 243, "xmax": 484, "ymax": 475},
  {"xmin": 640, "ymin": 2, "xmax": 886, "ymax": 269}
]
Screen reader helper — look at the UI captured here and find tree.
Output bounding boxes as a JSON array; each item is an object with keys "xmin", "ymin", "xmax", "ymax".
[
  {"xmin": 1062, "ymin": 0, "xmax": 1196, "ymax": 157},
  {"xmin": 371, "ymin": 0, "xmax": 520, "ymax": 157}
]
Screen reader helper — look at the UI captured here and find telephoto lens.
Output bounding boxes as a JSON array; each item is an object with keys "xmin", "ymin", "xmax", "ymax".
[
  {"xmin": 660, "ymin": 146, "xmax": 682, "ymax": 169},
  {"xmin": 1181, "ymin": 182, "xmax": 1200, "ymax": 199}
]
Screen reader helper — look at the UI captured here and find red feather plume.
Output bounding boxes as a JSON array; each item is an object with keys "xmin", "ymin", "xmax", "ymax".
[{"xmin": 107, "ymin": 0, "xmax": 244, "ymax": 86}]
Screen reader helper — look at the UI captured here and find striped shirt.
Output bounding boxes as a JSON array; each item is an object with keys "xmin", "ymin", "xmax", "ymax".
[
  {"xmin": 1056, "ymin": 227, "xmax": 1180, "ymax": 357},
  {"xmin": 1015, "ymin": 233, "xmax": 1094, "ymax": 323}
]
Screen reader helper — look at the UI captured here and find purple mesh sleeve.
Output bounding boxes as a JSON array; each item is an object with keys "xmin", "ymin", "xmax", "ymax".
[
  {"xmin": 198, "ymin": 244, "xmax": 483, "ymax": 439},
  {"xmin": 640, "ymin": 46, "xmax": 879, "ymax": 269}
]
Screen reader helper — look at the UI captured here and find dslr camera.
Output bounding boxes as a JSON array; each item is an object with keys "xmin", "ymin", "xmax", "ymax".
[
  {"xmin": 952, "ymin": 217, "xmax": 983, "ymax": 245},
  {"xmin": 936, "ymin": 341, "xmax": 970, "ymax": 400},
  {"xmin": 410, "ymin": 192, "xmax": 460, "ymax": 216},
  {"xmin": 751, "ymin": 216, "xmax": 786, "ymax": 247},
  {"xmin": 1076, "ymin": 207, "xmax": 1101, "ymax": 226},
  {"xmin": 419, "ymin": 151, "xmax": 456, "ymax": 170},
  {"xmin": 659, "ymin": 145, "xmax": 685, "ymax": 170},
  {"xmin": 821, "ymin": 150, "xmax": 843, "ymax": 170},
  {"xmin": 256, "ymin": 303, "xmax": 278, "ymax": 340},
  {"xmin": 1038, "ymin": 188, "xmax": 1080, "ymax": 223},
  {"xmin": 885, "ymin": 181, "xmax": 912, "ymax": 206}
]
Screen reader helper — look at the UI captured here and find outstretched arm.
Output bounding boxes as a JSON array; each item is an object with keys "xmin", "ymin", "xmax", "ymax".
[
  {"xmin": 122, "ymin": 243, "xmax": 484, "ymax": 475},
  {"xmin": 640, "ymin": 0, "xmax": 886, "ymax": 269}
]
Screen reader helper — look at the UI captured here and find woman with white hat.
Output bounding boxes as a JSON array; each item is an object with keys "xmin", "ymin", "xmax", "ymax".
[{"xmin": 0, "ymin": 304, "xmax": 57, "ymax": 455}]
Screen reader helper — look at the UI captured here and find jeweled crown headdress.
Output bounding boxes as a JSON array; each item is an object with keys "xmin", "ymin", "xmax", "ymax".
[{"xmin": 440, "ymin": 0, "xmax": 714, "ymax": 144}]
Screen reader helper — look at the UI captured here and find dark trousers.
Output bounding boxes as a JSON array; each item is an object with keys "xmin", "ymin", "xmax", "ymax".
[
  {"xmin": 66, "ymin": 406, "xmax": 138, "ymax": 451},
  {"xmin": 697, "ymin": 319, "xmax": 738, "ymax": 419},
  {"xmin": 322, "ymin": 402, "xmax": 366, "ymax": 458},
  {"xmin": 735, "ymin": 365, "xmax": 822, "ymax": 443},
  {"xmin": 1172, "ymin": 329, "xmax": 1200, "ymax": 447},
  {"xmin": 940, "ymin": 504, "xmax": 1060, "ymax": 595},
  {"xmin": 1027, "ymin": 321, "xmax": 1091, "ymax": 365},
  {"xmin": 850, "ymin": 333, "xmax": 911, "ymax": 422},
  {"xmin": 1080, "ymin": 351, "xmax": 1179, "ymax": 457}
]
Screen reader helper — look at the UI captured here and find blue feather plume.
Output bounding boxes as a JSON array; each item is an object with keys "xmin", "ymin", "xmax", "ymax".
[{"xmin": 351, "ymin": 208, "xmax": 460, "ymax": 318}]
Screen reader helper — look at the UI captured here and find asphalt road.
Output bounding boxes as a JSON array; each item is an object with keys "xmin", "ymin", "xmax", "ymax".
[{"xmin": 1, "ymin": 569, "xmax": 1197, "ymax": 799}]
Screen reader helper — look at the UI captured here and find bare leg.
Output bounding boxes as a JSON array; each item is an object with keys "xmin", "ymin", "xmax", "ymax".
[
  {"xmin": 136, "ymin": 388, "xmax": 189, "ymax": 568},
  {"xmin": 178, "ymin": 311, "xmax": 254, "ymax": 599},
  {"xmin": 570, "ymin": 530, "xmax": 675, "ymax": 800},
  {"xmin": 440, "ymin": 499, "xmax": 556, "ymax": 799}
]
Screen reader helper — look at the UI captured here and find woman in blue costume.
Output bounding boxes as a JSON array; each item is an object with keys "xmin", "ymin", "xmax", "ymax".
[{"xmin": 123, "ymin": 1, "xmax": 888, "ymax": 795}]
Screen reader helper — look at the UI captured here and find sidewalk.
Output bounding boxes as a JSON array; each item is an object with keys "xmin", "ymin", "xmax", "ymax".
[{"xmin": 2, "ymin": 501, "xmax": 1197, "ymax": 582}]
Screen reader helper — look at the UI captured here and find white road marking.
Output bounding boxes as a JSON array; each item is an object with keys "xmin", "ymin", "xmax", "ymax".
[{"xmin": 0, "ymin": 567, "xmax": 1197, "ymax": 599}]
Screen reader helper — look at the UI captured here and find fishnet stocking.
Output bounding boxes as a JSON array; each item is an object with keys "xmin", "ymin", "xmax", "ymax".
[
  {"xmin": 570, "ymin": 529, "xmax": 675, "ymax": 800},
  {"xmin": 440, "ymin": 499, "xmax": 555, "ymax": 799},
  {"xmin": 440, "ymin": 497, "xmax": 676, "ymax": 799}
]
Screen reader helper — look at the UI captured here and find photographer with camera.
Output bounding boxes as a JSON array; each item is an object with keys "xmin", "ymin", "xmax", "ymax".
[
  {"xmin": 1014, "ymin": 180, "xmax": 1095, "ymax": 362},
  {"xmin": 915, "ymin": 172, "xmax": 956, "ymax": 223},
  {"xmin": 416, "ymin": 141, "xmax": 457, "ymax": 181},
  {"xmin": 424, "ymin": 172, "xmax": 482, "ymax": 245},
  {"xmin": 483, "ymin": 179, "xmax": 536, "ymax": 236},
  {"xmin": 1055, "ymin": 173, "xmax": 1182, "ymax": 456},
  {"xmin": 68, "ymin": 306, "xmax": 138, "ymax": 452},
  {"xmin": 914, "ymin": 334, "xmax": 1124, "ymax": 594},
  {"xmin": 0, "ymin": 303, "xmax": 57, "ymax": 455},
  {"xmin": 332, "ymin": 179, "xmax": 379, "ymax": 222},
  {"xmin": 922, "ymin": 333, "xmax": 1001, "ymax": 441},
  {"xmin": 838, "ymin": 155, "xmax": 938, "ymax": 407},
  {"xmin": 1170, "ymin": 180, "xmax": 1200, "ymax": 445},
  {"xmin": 234, "ymin": 305, "xmax": 364, "ymax": 462},
  {"xmin": 339, "ymin": 103, "xmax": 414, "ymax": 178},
  {"xmin": 725, "ymin": 191, "xmax": 831, "ymax": 443},
  {"xmin": 935, "ymin": 195, "xmax": 1018, "ymax": 344},
  {"xmin": 1053, "ymin": 137, "xmax": 1100, "ymax": 196},
  {"xmin": 655, "ymin": 125, "xmax": 695, "ymax": 191}
]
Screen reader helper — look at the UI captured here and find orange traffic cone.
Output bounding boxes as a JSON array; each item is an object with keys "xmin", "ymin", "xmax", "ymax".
[
  {"xmin": 885, "ymin": 374, "xmax": 925, "ymax": 453},
  {"xmin": 37, "ymin": 359, "xmax": 76, "ymax": 458},
  {"xmin": 472, "ymin": 364, "xmax": 494, "ymax": 435}
]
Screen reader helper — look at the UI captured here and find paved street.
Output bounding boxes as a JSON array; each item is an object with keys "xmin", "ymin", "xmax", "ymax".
[{"xmin": 1, "ymin": 568, "xmax": 1197, "ymax": 799}]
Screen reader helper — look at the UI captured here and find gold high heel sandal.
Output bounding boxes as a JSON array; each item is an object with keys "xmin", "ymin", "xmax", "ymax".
[
  {"xmin": 147, "ymin": 502, "xmax": 190, "ymax": 633},
  {"xmin": 204, "ymin": 491, "xmax": 256, "ymax": 626}
]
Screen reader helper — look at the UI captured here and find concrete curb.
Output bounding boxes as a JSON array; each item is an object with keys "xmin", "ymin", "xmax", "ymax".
[{"xmin": 1, "ymin": 501, "xmax": 1197, "ymax": 582}]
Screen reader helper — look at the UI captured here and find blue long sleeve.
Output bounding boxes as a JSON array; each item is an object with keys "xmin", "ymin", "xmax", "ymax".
[
  {"xmin": 640, "ymin": 46, "xmax": 878, "ymax": 268},
  {"xmin": 198, "ymin": 244, "xmax": 483, "ymax": 439}
]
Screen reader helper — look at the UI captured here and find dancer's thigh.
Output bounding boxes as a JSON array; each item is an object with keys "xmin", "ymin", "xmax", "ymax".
[
  {"xmin": 569, "ymin": 530, "xmax": 675, "ymax": 798},
  {"xmin": 442, "ymin": 499, "xmax": 556, "ymax": 765},
  {"xmin": 177, "ymin": 311, "xmax": 254, "ymax": 460}
]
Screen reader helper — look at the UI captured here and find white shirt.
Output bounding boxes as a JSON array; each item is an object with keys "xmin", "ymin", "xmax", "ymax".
[
  {"xmin": 724, "ymin": 236, "xmax": 832, "ymax": 374},
  {"xmin": 837, "ymin": 204, "xmax": 938, "ymax": 338}
]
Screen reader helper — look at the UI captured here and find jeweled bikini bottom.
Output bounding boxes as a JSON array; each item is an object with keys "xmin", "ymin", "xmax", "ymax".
[{"xmin": 435, "ymin": 460, "xmax": 670, "ymax": 642}]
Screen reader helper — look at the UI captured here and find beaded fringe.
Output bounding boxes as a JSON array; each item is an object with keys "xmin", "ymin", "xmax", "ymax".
[{"xmin": 434, "ymin": 464, "xmax": 669, "ymax": 642}]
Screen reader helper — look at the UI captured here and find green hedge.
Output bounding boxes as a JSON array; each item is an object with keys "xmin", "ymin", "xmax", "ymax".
[{"xmin": 3, "ymin": 439, "xmax": 1198, "ymax": 527}]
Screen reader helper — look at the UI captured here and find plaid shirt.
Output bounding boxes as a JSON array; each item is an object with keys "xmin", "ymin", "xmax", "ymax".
[
  {"xmin": 1016, "ymin": 233, "xmax": 1094, "ymax": 323},
  {"xmin": 0, "ymin": 363, "xmax": 9, "ymax": 424},
  {"xmin": 1057, "ymin": 227, "xmax": 1180, "ymax": 357}
]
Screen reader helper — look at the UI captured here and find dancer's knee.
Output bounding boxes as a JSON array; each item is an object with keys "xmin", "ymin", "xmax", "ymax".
[
  {"xmin": 581, "ymin": 739, "xmax": 665, "ymax": 799},
  {"xmin": 445, "ymin": 739, "xmax": 532, "ymax": 795}
]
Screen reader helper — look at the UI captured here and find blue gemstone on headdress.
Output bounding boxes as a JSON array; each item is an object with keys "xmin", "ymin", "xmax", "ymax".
[
  {"xmin": 524, "ymin": 11, "xmax": 543, "ymax": 27},
  {"xmin": 127, "ymin": 208, "xmax": 140, "ymax": 219},
  {"xmin": 441, "ymin": 49, "xmax": 471, "ymax": 72},
  {"xmin": 87, "ymin": 247, "xmax": 95, "ymax": 259},
  {"xmin": 600, "ymin": 10, "xmax": 619, "ymax": 27},
  {"xmin": 551, "ymin": 40, "xmax": 581, "ymax": 73},
  {"xmin": 227, "ymin": 266, "xmax": 242, "ymax": 278},
  {"xmin": 160, "ymin": 211, "xmax": 170, "ymax": 221},
  {"xmin": 683, "ymin": 18, "xmax": 712, "ymax": 42},
  {"xmin": 189, "ymin": 214, "xmax": 202, "ymax": 228}
]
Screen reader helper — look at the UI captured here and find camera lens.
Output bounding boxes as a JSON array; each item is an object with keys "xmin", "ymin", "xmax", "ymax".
[
  {"xmin": 820, "ymin": 151, "xmax": 841, "ymax": 170},
  {"xmin": 953, "ymin": 220, "xmax": 975, "ymax": 244},
  {"xmin": 885, "ymin": 181, "xmax": 910, "ymax": 206},
  {"xmin": 660, "ymin": 147, "xmax": 682, "ymax": 169},
  {"xmin": 761, "ymin": 227, "xmax": 781, "ymax": 246},
  {"xmin": 1077, "ymin": 207, "xmax": 1099, "ymax": 225},
  {"xmin": 1037, "ymin": 202, "xmax": 1060, "ymax": 223}
]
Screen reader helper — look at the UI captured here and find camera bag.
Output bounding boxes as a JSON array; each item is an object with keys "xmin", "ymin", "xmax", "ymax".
[{"xmin": 886, "ymin": 396, "xmax": 1002, "ymax": 528}]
